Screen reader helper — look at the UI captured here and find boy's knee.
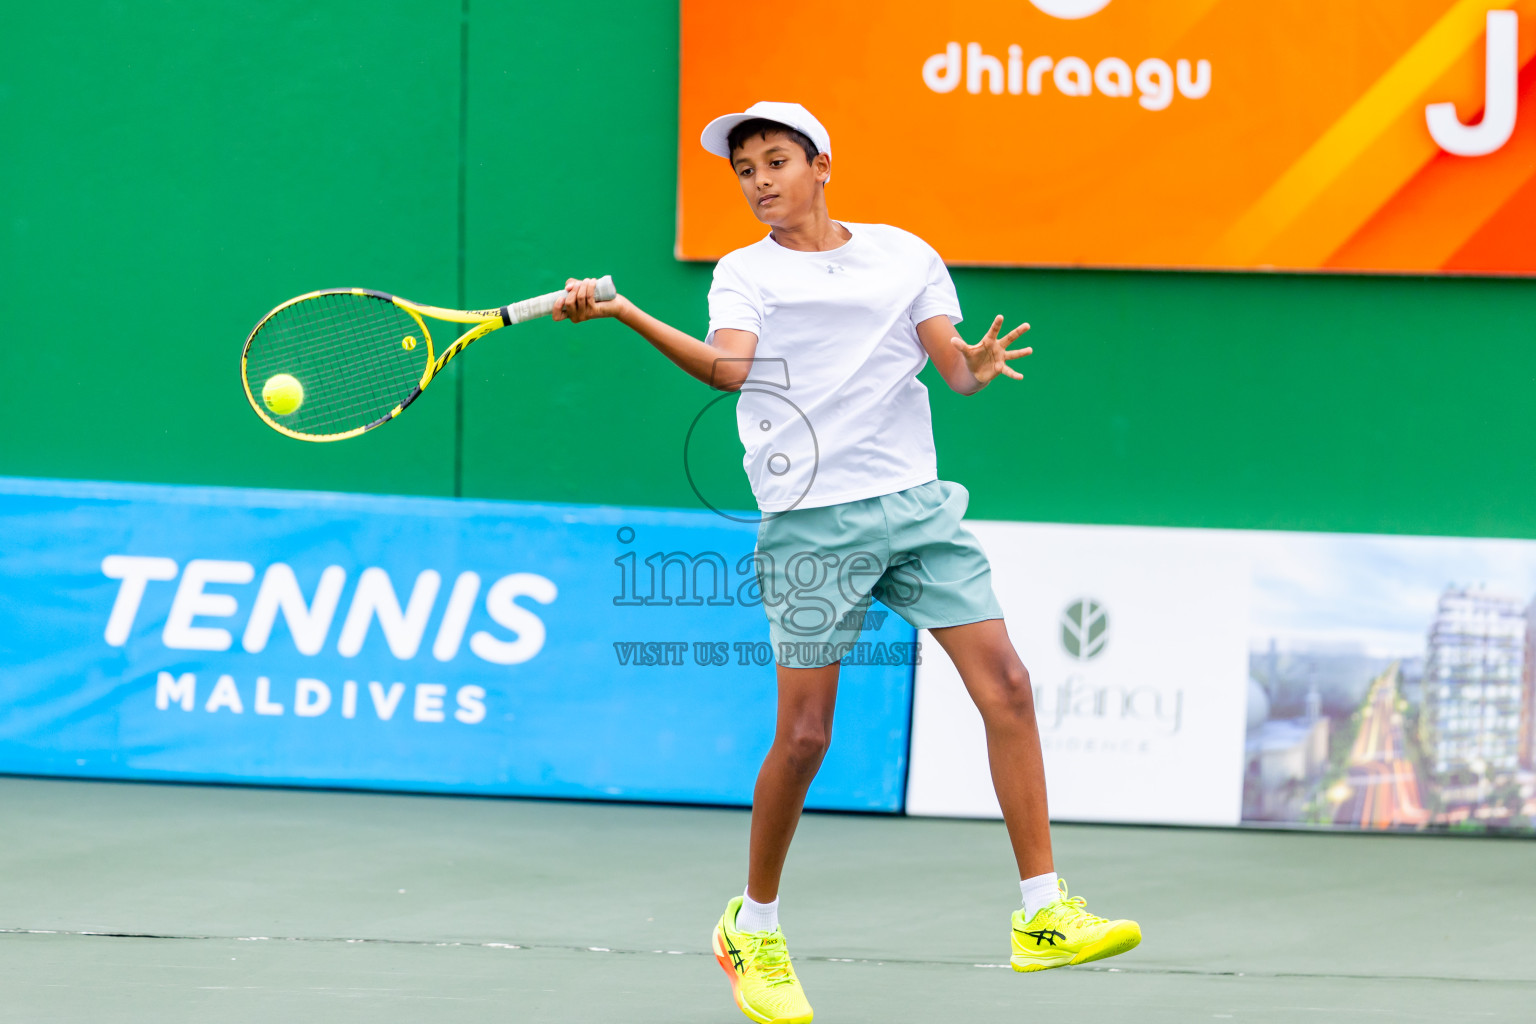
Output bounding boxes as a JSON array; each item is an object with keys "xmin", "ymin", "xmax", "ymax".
[
  {"xmin": 780, "ymin": 723, "xmax": 832, "ymax": 773},
  {"xmin": 979, "ymin": 661, "xmax": 1034, "ymax": 722}
]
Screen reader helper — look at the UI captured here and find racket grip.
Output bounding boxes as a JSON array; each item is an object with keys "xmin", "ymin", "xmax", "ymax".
[{"xmin": 502, "ymin": 275, "xmax": 617, "ymax": 325}]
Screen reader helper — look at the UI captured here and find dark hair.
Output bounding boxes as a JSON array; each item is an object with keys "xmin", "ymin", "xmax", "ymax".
[{"xmin": 727, "ymin": 118, "xmax": 818, "ymax": 163}]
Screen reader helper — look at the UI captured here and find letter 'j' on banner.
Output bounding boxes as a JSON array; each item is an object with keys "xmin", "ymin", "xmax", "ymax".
[{"xmin": 678, "ymin": 1, "xmax": 1536, "ymax": 274}]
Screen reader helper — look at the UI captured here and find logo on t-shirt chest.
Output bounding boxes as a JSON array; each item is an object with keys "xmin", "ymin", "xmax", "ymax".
[
  {"xmin": 759, "ymin": 260, "xmax": 917, "ymax": 332},
  {"xmin": 786, "ymin": 260, "xmax": 911, "ymax": 312}
]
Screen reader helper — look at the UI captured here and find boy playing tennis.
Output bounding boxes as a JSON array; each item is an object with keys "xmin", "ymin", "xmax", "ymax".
[{"xmin": 555, "ymin": 101, "xmax": 1140, "ymax": 1023}]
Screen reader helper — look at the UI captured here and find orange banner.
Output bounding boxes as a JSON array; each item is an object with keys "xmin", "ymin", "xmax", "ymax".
[{"xmin": 678, "ymin": 1, "xmax": 1536, "ymax": 274}]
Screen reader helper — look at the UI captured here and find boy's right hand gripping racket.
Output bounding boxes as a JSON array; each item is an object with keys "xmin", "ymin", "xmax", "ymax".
[{"xmin": 240, "ymin": 276, "xmax": 616, "ymax": 442}]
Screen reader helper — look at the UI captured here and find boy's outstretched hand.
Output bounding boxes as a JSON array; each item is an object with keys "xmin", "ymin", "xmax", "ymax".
[
  {"xmin": 950, "ymin": 315, "xmax": 1032, "ymax": 389},
  {"xmin": 552, "ymin": 277, "xmax": 626, "ymax": 323}
]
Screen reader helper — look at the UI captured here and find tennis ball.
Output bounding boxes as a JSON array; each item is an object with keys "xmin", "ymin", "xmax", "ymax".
[
  {"xmin": 262, "ymin": 373, "xmax": 304, "ymax": 416},
  {"xmin": 402, "ymin": 335, "xmax": 417, "ymax": 351}
]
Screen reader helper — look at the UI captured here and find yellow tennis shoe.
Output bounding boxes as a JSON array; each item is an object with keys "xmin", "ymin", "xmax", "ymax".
[
  {"xmin": 1010, "ymin": 879, "xmax": 1141, "ymax": 973},
  {"xmin": 712, "ymin": 896, "xmax": 813, "ymax": 1024}
]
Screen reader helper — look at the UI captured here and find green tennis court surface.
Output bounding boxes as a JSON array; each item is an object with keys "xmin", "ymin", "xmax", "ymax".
[{"xmin": 2, "ymin": 776, "xmax": 1530, "ymax": 1022}]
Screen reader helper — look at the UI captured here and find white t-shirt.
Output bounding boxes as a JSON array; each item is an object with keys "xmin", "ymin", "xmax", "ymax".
[{"xmin": 707, "ymin": 222, "xmax": 962, "ymax": 513}]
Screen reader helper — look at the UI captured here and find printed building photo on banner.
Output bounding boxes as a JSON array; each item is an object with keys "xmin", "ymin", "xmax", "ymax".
[{"xmin": 1244, "ymin": 532, "xmax": 1536, "ymax": 834}]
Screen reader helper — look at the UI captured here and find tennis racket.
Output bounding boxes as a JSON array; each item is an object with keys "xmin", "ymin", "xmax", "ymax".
[{"xmin": 241, "ymin": 276, "xmax": 615, "ymax": 442}]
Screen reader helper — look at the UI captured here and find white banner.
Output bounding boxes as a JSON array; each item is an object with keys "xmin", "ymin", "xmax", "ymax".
[
  {"xmin": 907, "ymin": 521, "xmax": 1251, "ymax": 826},
  {"xmin": 909, "ymin": 520, "xmax": 1536, "ymax": 833}
]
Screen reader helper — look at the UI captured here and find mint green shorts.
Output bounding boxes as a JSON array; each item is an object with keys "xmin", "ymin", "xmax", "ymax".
[{"xmin": 753, "ymin": 479, "xmax": 1004, "ymax": 669}]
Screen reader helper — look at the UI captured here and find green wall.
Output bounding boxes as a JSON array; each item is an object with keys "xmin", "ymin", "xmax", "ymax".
[{"xmin": 5, "ymin": 2, "xmax": 1535, "ymax": 538}]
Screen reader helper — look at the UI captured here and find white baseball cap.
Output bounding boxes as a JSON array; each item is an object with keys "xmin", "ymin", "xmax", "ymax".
[{"xmin": 700, "ymin": 101, "xmax": 832, "ymax": 174}]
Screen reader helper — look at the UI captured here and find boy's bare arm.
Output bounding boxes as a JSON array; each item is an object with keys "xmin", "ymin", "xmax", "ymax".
[
  {"xmin": 916, "ymin": 313, "xmax": 1032, "ymax": 396},
  {"xmin": 554, "ymin": 277, "xmax": 758, "ymax": 391}
]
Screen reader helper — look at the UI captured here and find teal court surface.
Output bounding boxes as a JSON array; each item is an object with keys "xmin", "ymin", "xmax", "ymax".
[{"xmin": 1, "ymin": 776, "xmax": 1530, "ymax": 1023}]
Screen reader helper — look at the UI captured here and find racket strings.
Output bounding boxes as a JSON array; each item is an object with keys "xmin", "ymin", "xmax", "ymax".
[
  {"xmin": 244, "ymin": 292, "xmax": 430, "ymax": 437},
  {"xmin": 288, "ymin": 297, "xmax": 417, "ymax": 413},
  {"xmin": 284, "ymin": 299, "xmax": 417, "ymax": 416}
]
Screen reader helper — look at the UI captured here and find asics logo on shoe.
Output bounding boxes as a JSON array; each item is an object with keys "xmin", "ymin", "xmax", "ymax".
[
  {"xmin": 1020, "ymin": 927, "xmax": 1067, "ymax": 947},
  {"xmin": 725, "ymin": 936, "xmax": 746, "ymax": 973}
]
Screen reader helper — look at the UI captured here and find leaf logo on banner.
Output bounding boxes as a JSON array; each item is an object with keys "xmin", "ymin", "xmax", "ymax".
[{"xmin": 1060, "ymin": 599, "xmax": 1109, "ymax": 661}]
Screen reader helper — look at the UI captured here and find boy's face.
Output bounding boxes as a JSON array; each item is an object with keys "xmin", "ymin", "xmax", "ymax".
[{"xmin": 730, "ymin": 130, "xmax": 829, "ymax": 225}]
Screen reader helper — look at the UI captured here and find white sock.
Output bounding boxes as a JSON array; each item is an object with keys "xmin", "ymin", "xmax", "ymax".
[
  {"xmin": 735, "ymin": 889, "xmax": 780, "ymax": 933},
  {"xmin": 1020, "ymin": 872, "xmax": 1060, "ymax": 920}
]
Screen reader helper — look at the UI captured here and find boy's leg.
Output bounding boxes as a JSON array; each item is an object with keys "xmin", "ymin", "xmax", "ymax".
[
  {"xmin": 711, "ymin": 662, "xmax": 833, "ymax": 1024},
  {"xmin": 927, "ymin": 618, "xmax": 1052, "ymax": 879},
  {"xmin": 747, "ymin": 661, "xmax": 841, "ymax": 902},
  {"xmin": 928, "ymin": 616, "xmax": 1141, "ymax": 971}
]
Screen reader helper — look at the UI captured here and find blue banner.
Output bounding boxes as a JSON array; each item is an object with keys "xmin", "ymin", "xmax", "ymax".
[{"xmin": 0, "ymin": 477, "xmax": 916, "ymax": 810}]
